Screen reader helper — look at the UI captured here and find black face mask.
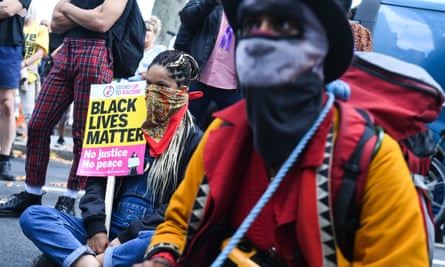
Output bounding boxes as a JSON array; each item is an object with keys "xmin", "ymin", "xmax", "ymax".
[
  {"xmin": 243, "ymin": 71, "xmax": 323, "ymax": 169},
  {"xmin": 235, "ymin": 2, "xmax": 328, "ymax": 168}
]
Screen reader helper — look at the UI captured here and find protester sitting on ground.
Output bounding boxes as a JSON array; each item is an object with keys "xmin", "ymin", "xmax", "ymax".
[
  {"xmin": 0, "ymin": 0, "xmax": 129, "ymax": 218},
  {"xmin": 129, "ymin": 16, "xmax": 166, "ymax": 81},
  {"xmin": 20, "ymin": 49, "xmax": 203, "ymax": 267},
  {"xmin": 135, "ymin": 0, "xmax": 429, "ymax": 266}
]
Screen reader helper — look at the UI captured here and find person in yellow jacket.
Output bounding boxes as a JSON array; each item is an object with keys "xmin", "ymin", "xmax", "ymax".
[
  {"xmin": 18, "ymin": 5, "xmax": 49, "ymax": 138},
  {"xmin": 135, "ymin": 0, "xmax": 430, "ymax": 266}
]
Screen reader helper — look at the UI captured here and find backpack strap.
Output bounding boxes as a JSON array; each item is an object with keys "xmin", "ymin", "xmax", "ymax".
[{"xmin": 333, "ymin": 105, "xmax": 383, "ymax": 262}]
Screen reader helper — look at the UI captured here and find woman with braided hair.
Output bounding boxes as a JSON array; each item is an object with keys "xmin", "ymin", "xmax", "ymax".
[{"xmin": 19, "ymin": 50, "xmax": 203, "ymax": 267}]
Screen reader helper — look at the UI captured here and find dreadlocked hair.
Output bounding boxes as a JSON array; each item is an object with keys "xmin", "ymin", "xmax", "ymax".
[
  {"xmin": 146, "ymin": 111, "xmax": 197, "ymax": 204},
  {"xmin": 149, "ymin": 49, "xmax": 200, "ymax": 87}
]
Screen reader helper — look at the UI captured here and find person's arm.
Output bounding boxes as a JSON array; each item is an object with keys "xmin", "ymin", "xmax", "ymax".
[
  {"xmin": 23, "ymin": 26, "xmax": 50, "ymax": 68},
  {"xmin": 60, "ymin": 0, "xmax": 127, "ymax": 33},
  {"xmin": 22, "ymin": 47, "xmax": 45, "ymax": 69},
  {"xmin": 79, "ymin": 177, "xmax": 108, "ymax": 237},
  {"xmin": 78, "ymin": 177, "xmax": 110, "ymax": 254},
  {"xmin": 0, "ymin": 0, "xmax": 27, "ymax": 19},
  {"xmin": 338, "ymin": 133, "xmax": 429, "ymax": 266},
  {"xmin": 51, "ymin": 0, "xmax": 77, "ymax": 33}
]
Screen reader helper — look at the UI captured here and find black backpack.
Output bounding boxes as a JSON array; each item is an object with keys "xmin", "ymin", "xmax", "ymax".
[{"xmin": 108, "ymin": 0, "xmax": 146, "ymax": 78}]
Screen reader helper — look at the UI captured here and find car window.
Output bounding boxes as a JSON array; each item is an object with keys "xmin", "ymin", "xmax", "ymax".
[{"xmin": 373, "ymin": 3, "xmax": 445, "ymax": 89}]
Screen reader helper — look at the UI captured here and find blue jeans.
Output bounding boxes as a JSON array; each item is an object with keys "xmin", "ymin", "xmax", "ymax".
[
  {"xmin": 21, "ymin": 156, "xmax": 158, "ymax": 266},
  {"xmin": 188, "ymin": 81, "xmax": 241, "ymax": 128},
  {"xmin": 20, "ymin": 205, "xmax": 154, "ymax": 267}
]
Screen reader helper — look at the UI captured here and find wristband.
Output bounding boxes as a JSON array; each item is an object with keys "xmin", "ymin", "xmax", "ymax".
[
  {"xmin": 151, "ymin": 252, "xmax": 175, "ymax": 266},
  {"xmin": 144, "ymin": 242, "xmax": 180, "ymax": 260}
]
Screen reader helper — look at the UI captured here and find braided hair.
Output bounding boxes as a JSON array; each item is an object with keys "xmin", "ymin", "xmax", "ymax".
[{"xmin": 149, "ymin": 49, "xmax": 200, "ymax": 87}]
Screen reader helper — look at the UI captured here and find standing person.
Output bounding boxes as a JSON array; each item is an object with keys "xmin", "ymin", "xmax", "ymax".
[
  {"xmin": 17, "ymin": 5, "xmax": 49, "ymax": 139},
  {"xmin": 136, "ymin": 0, "xmax": 430, "ymax": 266},
  {"xmin": 38, "ymin": 19, "xmax": 51, "ymax": 83},
  {"xmin": 175, "ymin": 0, "xmax": 241, "ymax": 129},
  {"xmin": 38, "ymin": 19, "xmax": 64, "ymax": 83},
  {"xmin": 20, "ymin": 50, "xmax": 203, "ymax": 267},
  {"xmin": 129, "ymin": 16, "xmax": 166, "ymax": 82},
  {"xmin": 0, "ymin": 0, "xmax": 31, "ymax": 181},
  {"xmin": 0, "ymin": 0, "xmax": 128, "ymax": 217}
]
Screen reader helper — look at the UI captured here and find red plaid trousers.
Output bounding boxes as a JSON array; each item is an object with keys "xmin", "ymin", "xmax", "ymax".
[{"xmin": 25, "ymin": 38, "xmax": 113, "ymax": 190}]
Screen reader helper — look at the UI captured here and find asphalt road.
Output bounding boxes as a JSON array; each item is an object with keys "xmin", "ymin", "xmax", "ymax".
[
  {"xmin": 0, "ymin": 153, "xmax": 81, "ymax": 267},
  {"xmin": 2, "ymin": 154, "xmax": 445, "ymax": 266}
]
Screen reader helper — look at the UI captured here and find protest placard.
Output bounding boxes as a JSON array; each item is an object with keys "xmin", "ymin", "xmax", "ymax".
[{"xmin": 77, "ymin": 80, "xmax": 147, "ymax": 176}]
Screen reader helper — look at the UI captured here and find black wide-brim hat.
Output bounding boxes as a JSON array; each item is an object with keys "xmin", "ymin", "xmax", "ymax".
[{"xmin": 222, "ymin": 0, "xmax": 354, "ymax": 83}]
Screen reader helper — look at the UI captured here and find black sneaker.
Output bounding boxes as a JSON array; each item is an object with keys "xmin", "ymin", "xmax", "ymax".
[
  {"xmin": 56, "ymin": 136, "xmax": 65, "ymax": 147},
  {"xmin": 0, "ymin": 160, "xmax": 15, "ymax": 181},
  {"xmin": 32, "ymin": 254, "xmax": 58, "ymax": 267},
  {"xmin": 54, "ymin": 196, "xmax": 75, "ymax": 216},
  {"xmin": 0, "ymin": 191, "xmax": 42, "ymax": 217}
]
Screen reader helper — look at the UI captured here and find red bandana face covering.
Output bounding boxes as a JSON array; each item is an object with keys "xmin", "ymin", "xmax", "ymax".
[{"xmin": 142, "ymin": 84, "xmax": 188, "ymax": 157}]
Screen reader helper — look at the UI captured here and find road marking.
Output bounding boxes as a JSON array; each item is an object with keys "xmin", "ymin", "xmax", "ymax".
[{"xmin": 434, "ymin": 259, "xmax": 445, "ymax": 266}]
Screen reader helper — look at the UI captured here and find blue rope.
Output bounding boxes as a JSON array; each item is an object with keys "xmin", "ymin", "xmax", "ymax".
[{"xmin": 210, "ymin": 92, "xmax": 335, "ymax": 267}]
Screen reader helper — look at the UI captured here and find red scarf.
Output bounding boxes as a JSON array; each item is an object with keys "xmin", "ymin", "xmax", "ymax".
[
  {"xmin": 141, "ymin": 84, "xmax": 187, "ymax": 157},
  {"xmin": 143, "ymin": 105, "xmax": 187, "ymax": 157},
  {"xmin": 141, "ymin": 85, "xmax": 203, "ymax": 157}
]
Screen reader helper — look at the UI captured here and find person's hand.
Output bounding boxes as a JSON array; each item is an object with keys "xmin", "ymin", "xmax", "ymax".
[
  {"xmin": 96, "ymin": 253, "xmax": 105, "ymax": 266},
  {"xmin": 17, "ymin": 8, "xmax": 27, "ymax": 17},
  {"xmin": 140, "ymin": 70, "xmax": 148, "ymax": 81},
  {"xmin": 133, "ymin": 257, "xmax": 173, "ymax": 267},
  {"xmin": 60, "ymin": 0, "xmax": 74, "ymax": 15},
  {"xmin": 54, "ymin": 0, "xmax": 72, "ymax": 16},
  {"xmin": 55, "ymin": 0, "xmax": 71, "ymax": 10},
  {"xmin": 87, "ymin": 232, "xmax": 109, "ymax": 254},
  {"xmin": 22, "ymin": 58, "xmax": 31, "ymax": 69},
  {"xmin": 109, "ymin": 237, "xmax": 121, "ymax": 247}
]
